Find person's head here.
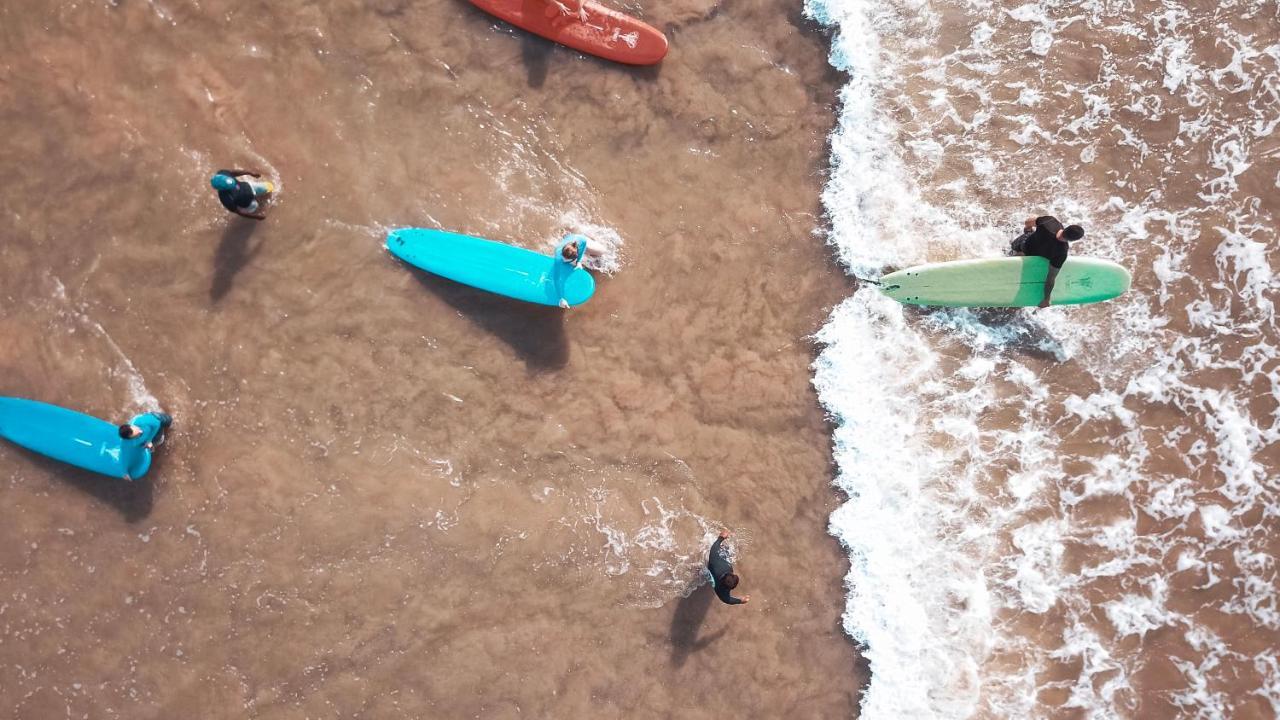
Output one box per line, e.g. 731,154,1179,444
722,573,739,589
118,424,142,439
561,243,580,261
210,174,237,192
1064,225,1085,241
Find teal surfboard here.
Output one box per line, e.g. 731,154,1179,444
387,228,596,307
0,397,157,480
879,256,1131,308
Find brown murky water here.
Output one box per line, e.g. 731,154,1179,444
808,0,1279,716
0,1,861,717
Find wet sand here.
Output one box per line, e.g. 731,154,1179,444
0,0,861,717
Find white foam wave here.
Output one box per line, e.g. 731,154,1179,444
46,276,160,413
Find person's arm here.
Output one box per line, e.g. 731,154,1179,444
1010,232,1030,256
221,168,261,178
709,534,730,561
236,209,267,220
1024,216,1037,233
1038,265,1060,308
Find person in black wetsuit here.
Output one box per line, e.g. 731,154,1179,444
1010,215,1085,308
707,529,750,605
211,169,271,220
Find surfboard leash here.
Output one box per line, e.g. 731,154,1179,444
853,275,899,290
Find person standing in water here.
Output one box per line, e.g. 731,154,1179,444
211,169,274,220
707,529,750,606
554,233,603,309
1010,215,1085,308
117,412,173,481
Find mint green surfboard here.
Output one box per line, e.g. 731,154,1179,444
879,256,1131,308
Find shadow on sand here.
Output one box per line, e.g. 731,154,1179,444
669,584,727,668
407,268,570,372
16,447,154,523
210,217,263,303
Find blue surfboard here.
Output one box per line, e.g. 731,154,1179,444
0,397,157,480
387,228,596,307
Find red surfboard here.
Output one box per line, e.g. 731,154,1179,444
468,0,668,66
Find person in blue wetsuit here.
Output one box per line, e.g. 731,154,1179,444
707,529,750,605
1009,215,1085,308
554,233,603,308
211,169,272,220
117,412,173,481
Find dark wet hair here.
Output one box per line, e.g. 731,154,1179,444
118,424,137,439
722,573,739,589
1064,225,1085,241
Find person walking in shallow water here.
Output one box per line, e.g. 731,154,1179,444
1010,214,1085,308
707,529,749,605
211,169,273,220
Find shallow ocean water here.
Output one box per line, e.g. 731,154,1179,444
0,0,860,717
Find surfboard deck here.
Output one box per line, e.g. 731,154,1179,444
879,256,1131,308
387,228,596,307
468,0,668,65
0,397,152,479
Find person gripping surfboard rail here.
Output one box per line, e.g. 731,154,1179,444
555,234,603,308
1009,215,1085,308
707,529,750,606
212,169,273,220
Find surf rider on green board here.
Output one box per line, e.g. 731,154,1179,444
1010,215,1085,308
555,234,603,309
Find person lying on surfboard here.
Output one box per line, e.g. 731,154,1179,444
211,169,273,221
1010,215,1085,308
555,233,603,308
117,412,173,481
